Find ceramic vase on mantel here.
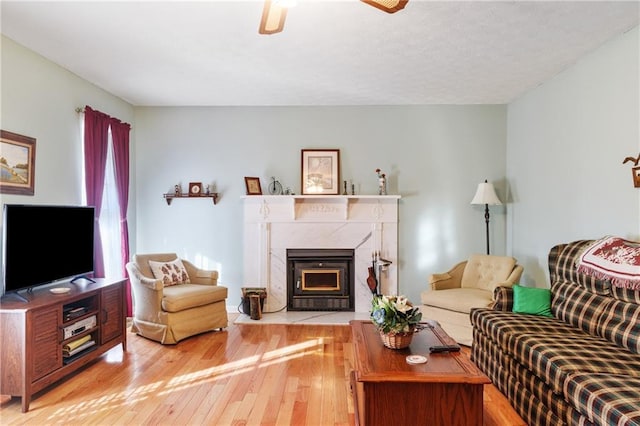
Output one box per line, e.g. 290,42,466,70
379,329,414,349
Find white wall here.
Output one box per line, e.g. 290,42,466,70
507,26,640,287
133,106,507,306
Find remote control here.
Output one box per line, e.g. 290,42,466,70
429,344,461,353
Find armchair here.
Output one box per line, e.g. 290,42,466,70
126,253,228,344
420,254,523,346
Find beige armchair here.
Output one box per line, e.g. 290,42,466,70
420,254,523,346
126,253,228,344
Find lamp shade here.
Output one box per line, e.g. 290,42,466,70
470,181,502,206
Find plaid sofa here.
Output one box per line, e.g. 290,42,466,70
470,240,640,426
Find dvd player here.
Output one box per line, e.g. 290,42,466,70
63,315,96,340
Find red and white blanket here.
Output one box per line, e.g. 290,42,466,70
576,236,640,290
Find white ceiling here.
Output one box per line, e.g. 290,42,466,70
1,1,638,106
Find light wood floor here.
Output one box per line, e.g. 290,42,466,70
0,315,525,425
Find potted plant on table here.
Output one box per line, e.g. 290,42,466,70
370,294,422,349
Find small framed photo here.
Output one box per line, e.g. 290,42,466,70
633,167,640,188
301,149,340,195
244,177,262,195
0,130,36,195
188,182,203,196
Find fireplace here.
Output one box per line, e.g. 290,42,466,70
287,249,354,311
242,195,399,313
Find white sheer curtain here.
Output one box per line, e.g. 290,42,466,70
98,130,123,279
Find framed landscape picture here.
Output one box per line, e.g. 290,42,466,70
0,130,36,195
301,149,340,195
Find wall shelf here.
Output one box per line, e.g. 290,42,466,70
163,193,219,205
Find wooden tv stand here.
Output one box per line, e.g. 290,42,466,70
0,278,127,412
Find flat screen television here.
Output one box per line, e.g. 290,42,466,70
2,204,95,298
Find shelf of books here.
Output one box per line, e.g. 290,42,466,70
62,333,97,364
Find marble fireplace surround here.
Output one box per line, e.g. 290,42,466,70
243,195,400,313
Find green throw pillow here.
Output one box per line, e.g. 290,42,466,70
512,284,553,317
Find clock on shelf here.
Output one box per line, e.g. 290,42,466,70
189,182,202,196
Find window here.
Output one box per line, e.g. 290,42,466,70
99,131,123,278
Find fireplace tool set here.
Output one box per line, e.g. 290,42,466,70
367,251,392,295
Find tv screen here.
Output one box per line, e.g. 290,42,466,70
2,204,95,296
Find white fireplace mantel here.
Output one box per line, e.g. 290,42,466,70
242,195,400,312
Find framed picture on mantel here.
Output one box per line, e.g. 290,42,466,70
301,149,340,195
244,177,262,195
0,130,36,196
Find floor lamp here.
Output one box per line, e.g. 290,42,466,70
470,180,502,255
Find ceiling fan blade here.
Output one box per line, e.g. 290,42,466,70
361,0,409,13
259,0,288,35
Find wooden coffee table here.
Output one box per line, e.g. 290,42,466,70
350,320,490,426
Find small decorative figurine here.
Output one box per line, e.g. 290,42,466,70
268,177,283,195
174,185,181,195
376,168,387,195
204,184,210,195
343,180,348,195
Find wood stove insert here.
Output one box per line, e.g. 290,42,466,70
287,248,354,311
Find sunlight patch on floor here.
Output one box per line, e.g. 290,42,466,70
43,337,329,422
